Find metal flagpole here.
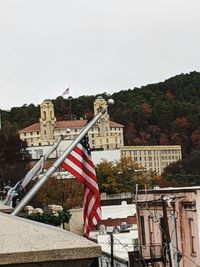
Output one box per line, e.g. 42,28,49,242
21,135,66,188
12,102,112,216
3,135,66,206
68,96,73,120
161,195,175,267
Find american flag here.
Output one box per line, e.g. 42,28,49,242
60,134,101,237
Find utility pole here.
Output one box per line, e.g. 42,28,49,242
68,96,73,120
173,208,180,267
110,233,114,267
0,109,2,130
161,196,175,267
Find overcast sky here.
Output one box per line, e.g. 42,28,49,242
0,0,200,110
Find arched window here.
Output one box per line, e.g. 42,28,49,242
188,218,196,255
148,215,154,244
140,215,146,245
43,111,46,120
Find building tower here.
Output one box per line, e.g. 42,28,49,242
93,96,110,137
39,100,56,144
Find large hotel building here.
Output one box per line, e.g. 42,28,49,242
19,96,124,152
120,145,182,175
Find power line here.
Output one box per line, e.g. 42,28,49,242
139,197,200,267
113,236,130,251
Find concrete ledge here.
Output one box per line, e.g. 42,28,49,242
0,212,101,265
0,204,14,214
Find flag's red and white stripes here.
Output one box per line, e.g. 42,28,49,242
60,140,101,237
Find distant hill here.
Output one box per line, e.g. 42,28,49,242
2,71,200,157
109,71,200,157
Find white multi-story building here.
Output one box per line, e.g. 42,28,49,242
120,145,182,175
19,96,124,152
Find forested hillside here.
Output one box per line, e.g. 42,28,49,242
2,71,200,157
111,71,200,156
1,71,200,187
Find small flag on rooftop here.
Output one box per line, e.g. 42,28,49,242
62,87,70,96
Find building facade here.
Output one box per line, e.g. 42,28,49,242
130,187,200,267
120,145,182,175
19,96,124,151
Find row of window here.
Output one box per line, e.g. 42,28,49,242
92,143,120,149
22,131,40,137
130,150,158,155
129,155,180,163
91,138,122,145
90,133,122,138
161,156,180,160
123,149,181,156
133,156,160,161
160,150,181,155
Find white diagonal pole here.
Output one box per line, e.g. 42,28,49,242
3,135,65,206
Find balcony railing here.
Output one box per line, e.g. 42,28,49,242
129,244,166,267
100,192,133,200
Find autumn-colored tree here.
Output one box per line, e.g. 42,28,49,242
162,150,200,186
32,177,83,210
96,157,161,193
173,117,190,132
142,103,151,113
191,129,200,150
147,125,161,144
96,160,122,194
159,133,170,145
133,137,148,145
176,117,190,128
114,157,141,191
124,122,137,145
165,89,175,99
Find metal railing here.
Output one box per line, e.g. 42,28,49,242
100,192,134,200
129,244,166,266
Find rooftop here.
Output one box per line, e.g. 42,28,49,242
121,145,181,150
101,202,136,220
0,212,101,265
138,186,200,194
19,120,124,133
